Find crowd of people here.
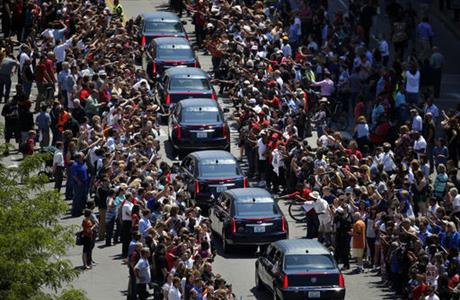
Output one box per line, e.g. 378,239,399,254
1,0,460,300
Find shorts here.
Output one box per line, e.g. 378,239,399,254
351,248,364,258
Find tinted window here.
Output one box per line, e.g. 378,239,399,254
157,44,193,60
144,21,183,34
235,202,278,217
170,78,211,91
284,255,335,270
181,107,221,123
199,159,239,177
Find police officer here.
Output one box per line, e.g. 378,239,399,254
112,0,124,23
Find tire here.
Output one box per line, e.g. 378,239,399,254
331,114,349,131
288,202,306,222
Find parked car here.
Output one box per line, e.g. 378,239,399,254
146,37,198,80
255,239,345,300
179,150,246,207
169,98,230,156
139,12,187,47
210,188,288,253
157,67,216,114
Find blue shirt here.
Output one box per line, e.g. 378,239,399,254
36,112,51,130
417,22,434,40
70,161,88,185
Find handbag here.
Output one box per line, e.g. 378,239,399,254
75,231,84,246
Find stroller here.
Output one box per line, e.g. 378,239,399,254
38,146,57,182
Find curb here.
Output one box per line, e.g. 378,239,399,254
431,5,460,40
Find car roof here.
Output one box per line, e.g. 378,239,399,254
190,150,236,161
179,98,218,108
165,67,207,78
143,12,180,22
272,239,331,255
227,188,272,200
154,37,190,45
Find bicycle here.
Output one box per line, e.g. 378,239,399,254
278,195,308,223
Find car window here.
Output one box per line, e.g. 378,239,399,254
235,202,278,217
144,21,183,34
198,159,240,177
169,78,211,91
284,254,336,270
157,44,193,60
181,107,221,123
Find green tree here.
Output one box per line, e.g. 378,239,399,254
0,152,88,300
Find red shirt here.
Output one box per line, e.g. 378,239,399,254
412,283,428,300
45,59,56,81
35,63,47,82
25,137,35,155
79,89,90,101
288,188,312,200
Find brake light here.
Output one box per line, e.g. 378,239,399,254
211,91,217,100
194,179,200,193
185,32,189,40
339,273,345,288
243,177,247,188
222,125,229,138
174,124,181,140
282,216,287,232
282,273,289,288
165,93,171,105
141,36,146,47
194,60,200,68
152,62,157,76
231,218,237,234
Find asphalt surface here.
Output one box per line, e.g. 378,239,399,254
1,0,459,299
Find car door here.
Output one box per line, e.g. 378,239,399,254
181,156,195,192
211,193,229,235
168,104,180,139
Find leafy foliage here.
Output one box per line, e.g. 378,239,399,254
0,153,88,300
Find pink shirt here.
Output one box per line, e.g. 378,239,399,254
312,78,335,96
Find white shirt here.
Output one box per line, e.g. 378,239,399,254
405,70,420,93
54,38,73,63
379,40,390,57
425,294,440,300
412,115,423,132
424,104,440,119
134,258,151,284
53,149,65,167
414,136,427,153
168,286,181,300
453,195,460,213
257,138,267,160
19,52,30,72
121,201,133,221
355,123,369,138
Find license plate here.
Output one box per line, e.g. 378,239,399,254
254,226,265,233
196,132,207,138
308,291,320,298
216,186,227,193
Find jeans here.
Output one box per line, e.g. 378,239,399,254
105,215,116,246
0,74,12,103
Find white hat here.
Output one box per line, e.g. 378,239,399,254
309,191,320,200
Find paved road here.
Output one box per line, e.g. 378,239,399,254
2,0,458,299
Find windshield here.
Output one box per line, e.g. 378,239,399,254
181,107,221,123
157,45,193,60
199,159,239,177
170,78,211,91
144,21,183,34
235,201,278,217
284,255,335,270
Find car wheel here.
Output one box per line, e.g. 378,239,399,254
222,231,233,254
255,270,263,290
